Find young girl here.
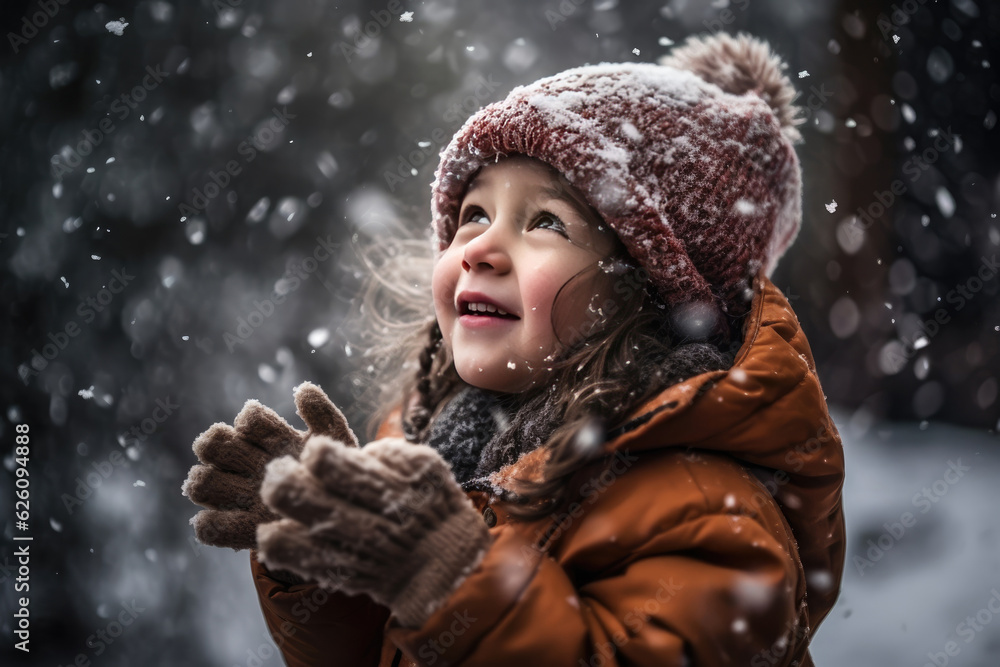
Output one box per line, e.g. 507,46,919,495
183,32,845,667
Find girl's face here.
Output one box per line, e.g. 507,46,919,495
432,155,620,393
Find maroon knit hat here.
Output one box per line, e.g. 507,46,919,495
430,32,804,323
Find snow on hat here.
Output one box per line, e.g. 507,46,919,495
430,32,804,321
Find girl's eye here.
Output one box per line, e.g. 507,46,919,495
533,212,568,236
460,208,490,226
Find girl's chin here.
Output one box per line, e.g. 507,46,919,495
454,363,537,394
457,374,524,395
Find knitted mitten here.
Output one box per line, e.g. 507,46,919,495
256,435,492,629
182,381,358,554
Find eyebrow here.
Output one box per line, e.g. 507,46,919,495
463,175,599,224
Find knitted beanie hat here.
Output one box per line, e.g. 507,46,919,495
429,32,804,322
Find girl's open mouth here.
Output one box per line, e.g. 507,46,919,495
458,302,520,329
456,291,521,322
459,301,520,319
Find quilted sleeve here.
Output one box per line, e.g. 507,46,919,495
384,495,805,666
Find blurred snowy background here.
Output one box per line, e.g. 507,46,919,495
0,0,997,665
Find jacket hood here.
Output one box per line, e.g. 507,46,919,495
490,270,846,630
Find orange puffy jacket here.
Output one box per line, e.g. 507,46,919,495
250,272,846,666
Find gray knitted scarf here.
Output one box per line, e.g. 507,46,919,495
425,387,527,493
425,340,737,493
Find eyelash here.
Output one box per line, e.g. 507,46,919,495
460,206,569,237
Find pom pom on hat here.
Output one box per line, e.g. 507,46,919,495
658,32,804,144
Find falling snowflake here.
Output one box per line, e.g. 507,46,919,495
105,18,129,36
308,328,330,348
825,200,838,213
400,11,414,22
632,48,640,56
892,34,900,44
798,70,809,78
935,187,955,218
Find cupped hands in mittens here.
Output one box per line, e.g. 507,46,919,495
182,381,359,551
255,435,493,629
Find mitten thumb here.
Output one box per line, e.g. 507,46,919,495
293,381,359,448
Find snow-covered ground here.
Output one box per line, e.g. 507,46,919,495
810,406,1000,666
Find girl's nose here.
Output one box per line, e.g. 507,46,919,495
461,221,512,274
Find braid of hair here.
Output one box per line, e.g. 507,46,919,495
402,320,443,442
